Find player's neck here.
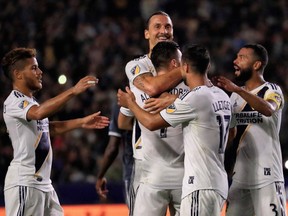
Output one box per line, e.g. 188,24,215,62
244,75,266,91
13,84,33,98
188,74,210,89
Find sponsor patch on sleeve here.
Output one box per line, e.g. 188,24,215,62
166,103,176,113
18,100,30,109
264,91,282,109
130,65,140,75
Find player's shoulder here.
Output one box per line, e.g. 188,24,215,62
265,82,282,92
126,54,148,65
4,90,25,104
125,54,154,77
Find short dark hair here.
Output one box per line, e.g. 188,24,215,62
145,11,171,30
243,44,268,68
151,41,180,71
1,47,36,80
182,44,210,75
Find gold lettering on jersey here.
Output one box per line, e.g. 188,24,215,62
234,111,263,125
212,100,231,112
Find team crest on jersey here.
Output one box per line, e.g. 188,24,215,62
130,65,140,75
18,100,29,109
166,103,176,113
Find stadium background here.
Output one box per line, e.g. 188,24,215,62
0,0,287,215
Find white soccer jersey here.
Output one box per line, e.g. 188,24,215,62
160,85,232,199
120,107,142,161
124,55,154,163
230,82,284,189
3,90,53,192
125,55,189,188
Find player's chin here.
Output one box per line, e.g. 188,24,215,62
235,71,240,77
34,83,43,91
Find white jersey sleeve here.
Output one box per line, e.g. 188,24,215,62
125,54,156,85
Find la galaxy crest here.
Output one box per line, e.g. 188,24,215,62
166,103,176,113
18,100,29,109
130,65,140,75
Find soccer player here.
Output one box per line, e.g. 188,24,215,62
128,41,189,216
118,44,232,216
118,11,184,216
215,44,287,215
2,47,110,215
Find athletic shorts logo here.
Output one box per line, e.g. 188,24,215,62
130,65,140,75
166,103,176,113
18,100,30,109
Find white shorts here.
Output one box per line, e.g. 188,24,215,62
226,182,287,216
129,159,143,216
180,190,225,216
4,186,63,216
132,183,181,216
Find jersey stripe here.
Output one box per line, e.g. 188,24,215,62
134,120,141,149
35,132,50,174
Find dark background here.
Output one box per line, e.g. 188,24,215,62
0,0,287,205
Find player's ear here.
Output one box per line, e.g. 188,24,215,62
170,59,178,68
144,29,149,39
14,69,23,80
183,62,189,73
253,61,262,71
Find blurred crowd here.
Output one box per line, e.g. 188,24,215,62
0,0,288,192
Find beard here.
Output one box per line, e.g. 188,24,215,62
235,66,253,83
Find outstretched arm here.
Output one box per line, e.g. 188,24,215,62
215,76,276,116
117,87,169,131
49,111,109,135
27,76,98,120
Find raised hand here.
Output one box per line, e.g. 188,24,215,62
214,76,241,93
72,76,99,95
117,86,136,108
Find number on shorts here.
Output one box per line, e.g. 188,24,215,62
216,115,230,154
270,203,278,216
